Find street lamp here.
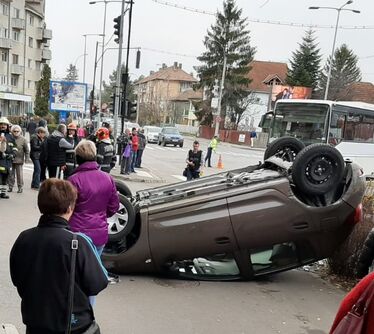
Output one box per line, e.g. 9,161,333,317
82,33,104,83
89,0,122,125
309,0,360,100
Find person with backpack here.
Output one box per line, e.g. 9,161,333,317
185,140,204,181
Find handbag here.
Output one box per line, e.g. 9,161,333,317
332,279,374,334
183,167,188,177
65,235,101,334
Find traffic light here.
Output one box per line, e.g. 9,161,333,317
135,50,141,69
127,100,137,120
113,15,121,44
109,94,115,112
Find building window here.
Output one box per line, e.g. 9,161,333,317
1,50,7,62
28,59,32,68
0,27,7,38
36,40,42,49
0,74,6,85
11,74,18,87
35,61,41,70
27,80,32,89
12,54,18,64
13,8,20,19
1,2,9,16
28,37,33,48
28,14,34,26
12,29,20,41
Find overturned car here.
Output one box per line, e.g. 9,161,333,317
103,139,365,280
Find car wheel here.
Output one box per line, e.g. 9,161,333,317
264,137,305,162
174,144,177,147
179,143,183,148
108,194,136,242
292,144,345,196
114,179,132,197
158,140,161,145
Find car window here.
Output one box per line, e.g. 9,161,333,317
249,241,314,276
163,128,180,135
168,254,240,278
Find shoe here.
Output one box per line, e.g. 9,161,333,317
0,193,9,199
17,187,23,193
107,272,120,284
8,187,12,193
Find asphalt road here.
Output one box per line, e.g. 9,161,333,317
0,138,347,334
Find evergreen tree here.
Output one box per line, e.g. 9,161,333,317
319,44,361,100
102,64,135,106
286,29,321,89
64,63,78,82
195,0,256,126
34,64,51,117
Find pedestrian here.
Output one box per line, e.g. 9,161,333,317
130,127,138,173
329,272,374,334
38,117,47,128
135,128,146,168
356,228,374,278
0,117,17,199
185,140,204,181
96,127,115,173
8,125,29,193
68,140,120,289
45,124,74,178
204,135,218,167
250,130,257,148
77,125,86,140
10,178,108,334
64,123,80,179
120,129,132,175
30,127,47,190
20,114,28,136
26,117,37,136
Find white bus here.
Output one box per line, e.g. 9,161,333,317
263,99,374,176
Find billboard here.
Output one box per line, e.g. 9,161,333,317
271,85,312,109
49,80,87,113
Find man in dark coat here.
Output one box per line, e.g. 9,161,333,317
26,117,37,136
0,117,17,198
30,127,47,189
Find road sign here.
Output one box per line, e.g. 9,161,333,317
211,97,219,109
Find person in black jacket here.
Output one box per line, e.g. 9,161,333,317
356,228,374,278
30,127,47,189
185,140,204,181
46,124,74,178
10,178,108,334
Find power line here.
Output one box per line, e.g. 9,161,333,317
141,47,197,58
150,0,374,30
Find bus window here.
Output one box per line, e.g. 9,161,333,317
344,113,374,143
329,112,346,146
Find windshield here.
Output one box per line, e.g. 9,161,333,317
270,102,330,145
148,127,161,133
164,128,180,135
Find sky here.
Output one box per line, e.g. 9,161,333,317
45,0,374,86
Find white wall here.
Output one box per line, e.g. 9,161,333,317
238,92,269,132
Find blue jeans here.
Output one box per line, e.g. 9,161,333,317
130,151,137,172
31,159,41,188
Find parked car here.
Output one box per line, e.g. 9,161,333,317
143,126,161,143
104,139,365,280
158,127,184,147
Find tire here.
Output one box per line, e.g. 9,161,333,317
264,137,305,162
292,144,345,196
180,143,183,148
174,144,177,147
108,194,136,242
114,179,132,197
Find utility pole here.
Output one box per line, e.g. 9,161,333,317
90,41,99,122
214,52,227,137
113,0,127,141
120,0,134,134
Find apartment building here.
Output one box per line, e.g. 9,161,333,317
0,0,52,116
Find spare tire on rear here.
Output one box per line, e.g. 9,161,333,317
264,137,305,162
114,179,132,198
291,144,345,196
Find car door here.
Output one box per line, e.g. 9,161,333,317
148,198,239,272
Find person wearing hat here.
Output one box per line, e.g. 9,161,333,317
0,117,17,198
95,127,115,173
64,123,80,179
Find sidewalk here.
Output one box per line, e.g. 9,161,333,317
111,165,165,184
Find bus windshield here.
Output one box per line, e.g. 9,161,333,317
270,102,330,145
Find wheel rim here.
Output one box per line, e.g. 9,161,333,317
305,156,335,185
275,146,299,162
107,202,128,235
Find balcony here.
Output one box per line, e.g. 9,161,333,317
11,64,24,75
41,49,51,61
25,0,42,4
0,84,13,93
12,18,25,30
36,28,52,41
0,38,12,49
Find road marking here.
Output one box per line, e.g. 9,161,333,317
172,175,186,181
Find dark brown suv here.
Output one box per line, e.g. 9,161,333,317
103,140,365,280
